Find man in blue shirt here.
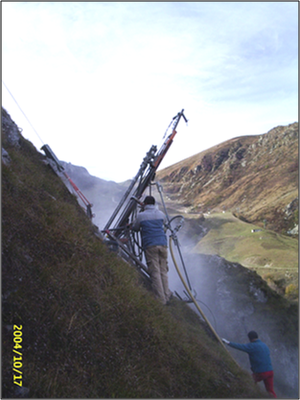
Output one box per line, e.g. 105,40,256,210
222,331,276,397
132,196,172,305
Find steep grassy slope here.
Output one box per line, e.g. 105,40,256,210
2,109,265,398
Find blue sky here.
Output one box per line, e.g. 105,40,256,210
2,2,298,182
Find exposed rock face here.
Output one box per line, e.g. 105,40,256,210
1,108,22,148
157,123,298,235
2,108,22,165
2,147,11,165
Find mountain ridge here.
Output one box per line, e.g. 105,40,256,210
156,122,298,236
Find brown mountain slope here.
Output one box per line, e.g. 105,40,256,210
157,123,298,235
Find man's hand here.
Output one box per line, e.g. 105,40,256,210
222,338,230,345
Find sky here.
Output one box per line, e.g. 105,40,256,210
2,2,298,182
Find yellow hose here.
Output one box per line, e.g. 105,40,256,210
169,236,240,366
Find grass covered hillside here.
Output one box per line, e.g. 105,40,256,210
193,212,298,301
2,108,266,398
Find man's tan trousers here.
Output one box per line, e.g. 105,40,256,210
145,245,171,305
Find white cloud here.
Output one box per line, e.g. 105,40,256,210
2,2,298,182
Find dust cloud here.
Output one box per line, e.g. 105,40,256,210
166,224,298,399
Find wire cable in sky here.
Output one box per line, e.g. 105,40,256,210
2,80,44,145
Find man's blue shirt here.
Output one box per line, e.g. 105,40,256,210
132,205,167,249
229,339,273,373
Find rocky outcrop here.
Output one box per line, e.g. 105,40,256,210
2,108,22,165
1,108,22,148
2,147,11,165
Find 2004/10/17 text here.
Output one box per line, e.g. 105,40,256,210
13,325,23,387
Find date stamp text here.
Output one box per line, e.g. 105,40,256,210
13,325,23,387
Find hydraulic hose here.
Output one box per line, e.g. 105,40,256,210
169,236,223,344
169,235,240,366
154,180,239,366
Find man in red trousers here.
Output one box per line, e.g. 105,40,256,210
222,331,276,398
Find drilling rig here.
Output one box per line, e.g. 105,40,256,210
102,109,188,280
102,110,242,358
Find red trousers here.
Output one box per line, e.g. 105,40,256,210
252,370,277,398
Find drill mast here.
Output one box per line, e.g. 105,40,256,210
102,109,187,276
